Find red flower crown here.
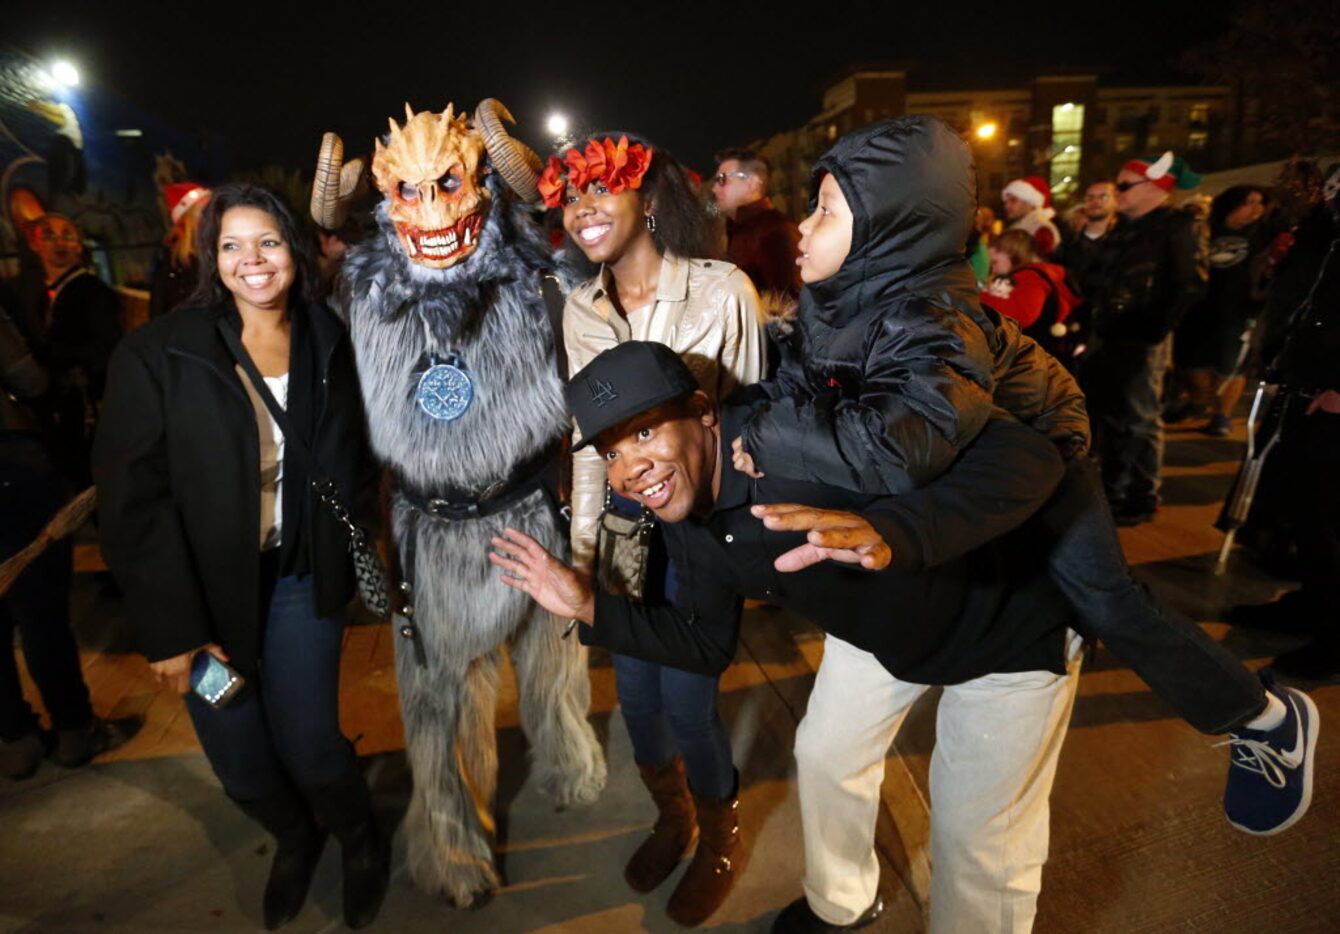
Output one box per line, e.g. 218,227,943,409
538,135,654,209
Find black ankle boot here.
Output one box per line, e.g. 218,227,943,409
305,761,391,929
231,791,327,930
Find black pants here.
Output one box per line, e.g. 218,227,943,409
1042,458,1265,733
1269,408,1340,634
0,454,92,741
1082,337,1171,510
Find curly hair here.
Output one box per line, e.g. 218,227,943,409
186,183,319,309
554,132,719,262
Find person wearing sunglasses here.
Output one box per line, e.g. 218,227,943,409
1077,151,1203,526
711,149,802,306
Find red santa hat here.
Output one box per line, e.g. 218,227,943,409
1003,176,1053,212
165,182,209,225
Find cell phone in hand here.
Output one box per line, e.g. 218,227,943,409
189,650,245,707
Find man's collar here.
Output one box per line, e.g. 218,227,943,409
712,404,752,514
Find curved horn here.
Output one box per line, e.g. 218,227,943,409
474,98,541,204
310,132,366,230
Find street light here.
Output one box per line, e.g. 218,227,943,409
975,121,998,141
49,60,79,87
546,112,569,138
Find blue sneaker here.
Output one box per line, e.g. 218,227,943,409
1221,679,1319,835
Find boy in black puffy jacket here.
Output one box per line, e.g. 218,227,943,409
733,116,1316,840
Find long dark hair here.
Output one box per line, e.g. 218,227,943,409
186,183,319,309
555,131,719,261
1210,184,1270,234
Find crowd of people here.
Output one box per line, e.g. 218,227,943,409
0,108,1335,933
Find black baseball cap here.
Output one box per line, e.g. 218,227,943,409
567,342,699,450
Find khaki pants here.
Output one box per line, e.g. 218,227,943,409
795,634,1082,933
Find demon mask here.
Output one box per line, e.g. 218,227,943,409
311,100,542,269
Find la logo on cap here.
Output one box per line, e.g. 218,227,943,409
587,376,618,408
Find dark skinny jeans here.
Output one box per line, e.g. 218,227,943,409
184,559,354,800
1044,457,1265,734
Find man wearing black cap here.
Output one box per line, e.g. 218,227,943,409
491,341,1086,933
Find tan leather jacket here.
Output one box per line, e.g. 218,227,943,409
564,252,765,566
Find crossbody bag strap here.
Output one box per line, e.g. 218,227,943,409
541,272,569,380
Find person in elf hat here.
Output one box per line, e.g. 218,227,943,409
1079,150,1205,526
1002,175,1062,257
541,131,765,927
150,182,210,319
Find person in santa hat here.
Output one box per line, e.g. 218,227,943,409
1002,175,1062,257
149,182,210,319
1079,151,1204,525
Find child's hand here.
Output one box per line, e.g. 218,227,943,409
731,436,765,478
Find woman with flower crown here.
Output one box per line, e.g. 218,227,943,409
541,133,764,925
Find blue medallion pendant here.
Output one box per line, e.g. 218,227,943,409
415,354,474,421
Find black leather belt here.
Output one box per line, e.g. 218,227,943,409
399,440,562,521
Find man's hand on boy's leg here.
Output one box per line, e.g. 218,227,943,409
731,436,765,478
752,504,892,572
489,528,596,625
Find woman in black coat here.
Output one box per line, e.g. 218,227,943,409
92,184,388,930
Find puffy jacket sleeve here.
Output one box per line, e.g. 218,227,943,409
564,305,605,570
864,414,1065,571
92,338,214,663
739,302,995,494
991,318,1091,458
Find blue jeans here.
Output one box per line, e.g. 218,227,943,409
607,491,736,800
1042,457,1265,734
185,563,353,799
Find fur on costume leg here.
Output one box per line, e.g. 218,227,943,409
510,603,607,808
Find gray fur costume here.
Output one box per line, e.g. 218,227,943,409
343,176,605,905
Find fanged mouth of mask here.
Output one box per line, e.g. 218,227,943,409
398,213,485,262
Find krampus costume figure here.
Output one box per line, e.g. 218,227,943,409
311,101,605,905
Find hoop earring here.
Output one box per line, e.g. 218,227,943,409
646,214,657,233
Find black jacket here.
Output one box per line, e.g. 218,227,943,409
1087,206,1206,346
738,117,997,494
92,302,377,675
583,406,1070,684
738,117,1092,491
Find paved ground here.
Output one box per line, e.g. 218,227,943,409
2,419,1337,933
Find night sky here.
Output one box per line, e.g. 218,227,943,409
11,0,1235,177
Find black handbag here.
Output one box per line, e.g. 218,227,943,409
219,321,392,618
594,484,654,602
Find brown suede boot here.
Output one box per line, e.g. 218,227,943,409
666,787,743,927
625,756,699,893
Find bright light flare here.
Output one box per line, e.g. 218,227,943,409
975,122,998,141
546,113,569,137
50,60,79,87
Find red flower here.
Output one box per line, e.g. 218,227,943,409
538,156,567,209
599,136,654,195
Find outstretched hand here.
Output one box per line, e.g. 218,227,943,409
488,528,596,626
751,504,892,572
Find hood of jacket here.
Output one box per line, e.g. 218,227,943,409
805,115,982,327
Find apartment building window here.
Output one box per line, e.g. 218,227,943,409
1189,103,1210,125
1049,102,1084,203
1187,130,1209,151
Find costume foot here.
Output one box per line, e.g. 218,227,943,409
1220,676,1319,835
771,895,883,933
